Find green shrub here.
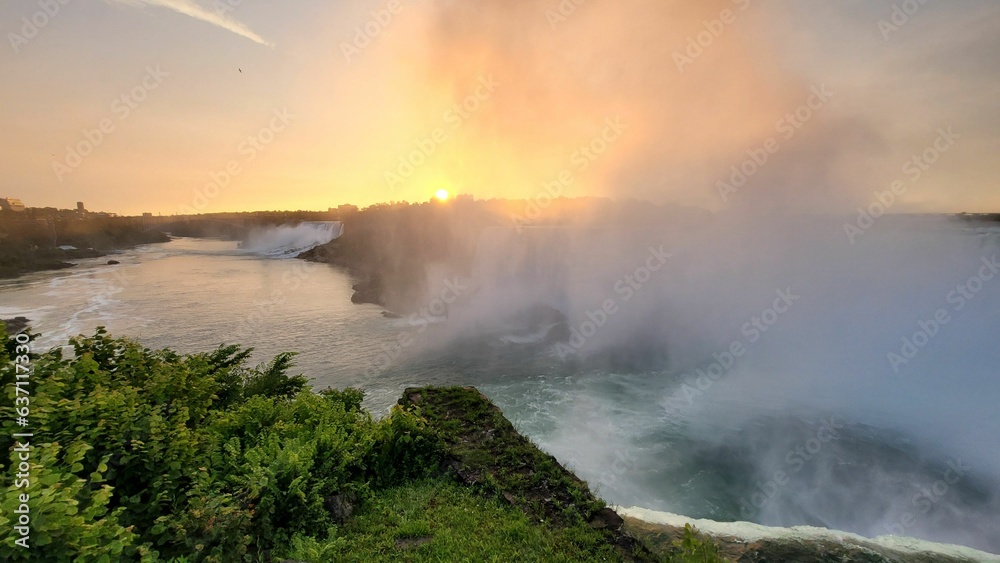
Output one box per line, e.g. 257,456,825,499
2,330,235,550
672,524,726,563
0,441,145,561
367,405,443,488
0,327,444,561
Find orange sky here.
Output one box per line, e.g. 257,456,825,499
2,0,999,215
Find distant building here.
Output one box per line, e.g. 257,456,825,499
337,204,359,215
0,198,26,212
77,201,86,213
142,212,153,218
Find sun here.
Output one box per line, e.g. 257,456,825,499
434,188,450,202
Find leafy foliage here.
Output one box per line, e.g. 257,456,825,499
282,479,626,562
0,326,722,562
0,327,441,561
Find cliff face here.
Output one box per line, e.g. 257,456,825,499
295,198,710,313
298,202,490,312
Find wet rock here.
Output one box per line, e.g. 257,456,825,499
351,279,384,306
3,317,29,334
590,507,625,531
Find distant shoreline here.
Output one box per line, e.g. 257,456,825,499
0,213,174,279
0,238,168,280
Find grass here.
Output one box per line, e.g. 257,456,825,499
282,478,627,562
399,387,608,526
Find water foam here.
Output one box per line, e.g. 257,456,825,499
618,506,1000,562
239,221,343,258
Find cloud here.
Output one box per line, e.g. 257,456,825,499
110,0,273,47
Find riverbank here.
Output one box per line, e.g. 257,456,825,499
0,222,169,278
0,243,98,279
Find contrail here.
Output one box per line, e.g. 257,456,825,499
110,0,273,47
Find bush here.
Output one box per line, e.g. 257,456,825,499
0,327,444,561
672,524,726,563
0,441,143,561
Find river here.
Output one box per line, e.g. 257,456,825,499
3,228,999,556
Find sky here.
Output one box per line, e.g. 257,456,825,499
1,0,998,215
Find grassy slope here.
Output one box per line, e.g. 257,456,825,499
285,479,625,562
283,386,726,563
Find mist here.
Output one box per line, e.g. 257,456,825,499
383,205,990,552
238,221,343,258
333,3,1000,550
